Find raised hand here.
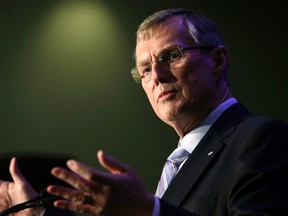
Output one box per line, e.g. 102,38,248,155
0,157,44,216
47,150,155,216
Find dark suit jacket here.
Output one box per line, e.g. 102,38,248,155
160,103,288,216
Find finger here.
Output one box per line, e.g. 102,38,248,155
66,160,94,180
47,185,90,203
97,150,131,175
64,154,131,187
47,186,100,213
51,166,100,192
9,157,28,185
65,159,112,185
53,198,100,214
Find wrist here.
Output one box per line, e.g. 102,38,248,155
138,192,155,216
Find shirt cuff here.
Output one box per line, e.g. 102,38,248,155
151,196,160,216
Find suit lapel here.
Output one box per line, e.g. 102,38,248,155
162,103,250,206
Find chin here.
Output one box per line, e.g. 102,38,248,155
158,108,179,123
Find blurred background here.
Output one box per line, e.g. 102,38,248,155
0,0,287,215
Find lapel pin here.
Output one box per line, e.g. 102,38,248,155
208,151,214,156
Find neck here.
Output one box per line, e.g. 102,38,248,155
172,85,232,138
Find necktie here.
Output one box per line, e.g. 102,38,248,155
155,146,190,198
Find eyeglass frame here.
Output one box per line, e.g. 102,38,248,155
130,46,215,84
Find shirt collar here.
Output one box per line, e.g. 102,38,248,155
179,97,238,153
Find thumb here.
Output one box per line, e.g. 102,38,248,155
9,157,28,185
97,150,130,175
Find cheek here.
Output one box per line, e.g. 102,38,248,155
178,72,197,101
179,67,215,102
143,85,157,109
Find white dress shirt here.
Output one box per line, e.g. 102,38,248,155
151,97,238,216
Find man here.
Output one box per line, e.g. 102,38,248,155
1,8,288,216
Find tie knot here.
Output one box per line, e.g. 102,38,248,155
168,147,190,168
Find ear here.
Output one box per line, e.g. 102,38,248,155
211,45,228,81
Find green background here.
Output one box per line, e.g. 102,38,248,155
0,1,287,214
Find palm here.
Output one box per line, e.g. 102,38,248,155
0,157,42,216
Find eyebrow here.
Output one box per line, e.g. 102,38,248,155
136,44,180,67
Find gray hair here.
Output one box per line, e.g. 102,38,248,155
136,8,225,47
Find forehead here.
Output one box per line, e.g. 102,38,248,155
135,17,193,64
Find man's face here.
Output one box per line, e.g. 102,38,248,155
135,17,219,128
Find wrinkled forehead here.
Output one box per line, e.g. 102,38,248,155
135,16,194,62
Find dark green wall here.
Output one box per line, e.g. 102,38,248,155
0,0,287,201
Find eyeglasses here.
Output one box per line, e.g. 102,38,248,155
130,46,214,84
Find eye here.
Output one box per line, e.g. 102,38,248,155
159,48,183,63
139,64,152,75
